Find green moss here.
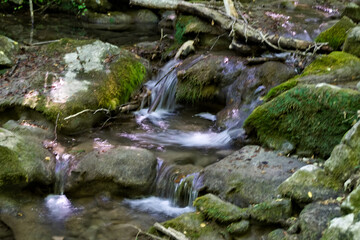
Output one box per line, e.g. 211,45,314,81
96,56,146,110
0,146,26,187
45,38,96,55
264,79,299,101
161,212,229,239
244,85,360,158
175,15,210,44
193,193,249,223
315,16,356,50
249,199,292,223
302,51,360,76
343,26,360,58
227,220,249,235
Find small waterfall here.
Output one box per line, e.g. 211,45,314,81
54,153,73,195
153,159,203,207
147,59,180,113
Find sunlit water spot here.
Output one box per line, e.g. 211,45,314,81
93,137,114,153
123,197,194,219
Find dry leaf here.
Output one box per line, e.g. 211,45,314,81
308,191,313,198
45,156,51,161
200,223,206,228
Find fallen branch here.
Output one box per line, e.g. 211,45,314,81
64,108,110,121
153,222,189,240
130,0,332,53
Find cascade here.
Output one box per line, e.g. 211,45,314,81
153,159,203,207
54,153,73,195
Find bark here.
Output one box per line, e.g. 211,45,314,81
129,0,332,53
153,222,189,240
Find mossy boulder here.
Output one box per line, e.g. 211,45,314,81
343,26,360,58
315,16,356,50
299,202,342,240
244,84,360,158
342,3,360,23
324,121,360,183
0,128,54,189
264,51,360,101
0,38,148,134
65,146,157,197
278,165,342,203
155,212,231,240
226,220,250,236
201,145,305,207
342,184,360,213
193,193,249,223
321,213,360,240
249,198,292,224
0,35,19,68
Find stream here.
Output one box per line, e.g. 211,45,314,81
0,4,341,239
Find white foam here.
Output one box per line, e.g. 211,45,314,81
123,197,194,218
194,112,217,121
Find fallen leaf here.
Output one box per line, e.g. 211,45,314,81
200,223,206,228
45,156,51,161
308,191,312,198
211,20,214,25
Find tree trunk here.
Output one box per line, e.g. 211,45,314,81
129,0,332,53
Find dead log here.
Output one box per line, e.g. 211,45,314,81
129,0,332,53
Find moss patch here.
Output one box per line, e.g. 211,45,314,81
45,38,96,55
175,15,214,44
249,199,292,224
193,193,249,223
244,84,360,158
0,146,26,187
264,79,299,101
315,16,356,50
95,55,146,110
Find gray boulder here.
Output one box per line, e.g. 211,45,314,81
342,184,360,213
0,35,19,67
321,213,360,240
66,146,157,197
201,145,306,207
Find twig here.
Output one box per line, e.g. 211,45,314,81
154,62,182,87
8,59,20,77
31,39,61,46
54,113,59,142
64,108,110,121
119,224,165,240
209,33,227,52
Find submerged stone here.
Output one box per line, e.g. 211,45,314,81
193,193,249,223
278,165,342,203
315,16,356,50
245,84,360,158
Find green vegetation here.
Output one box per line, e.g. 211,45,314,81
315,16,356,50
244,85,360,158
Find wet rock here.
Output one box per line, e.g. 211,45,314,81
156,212,231,240
343,26,360,58
249,198,292,224
245,84,360,158
0,38,148,134
131,9,159,23
176,54,244,104
83,11,132,24
342,3,360,23
267,229,293,240
315,16,356,50
278,165,342,203
66,146,157,197
193,193,249,223
226,220,250,236
0,35,19,68
201,145,306,207
217,60,296,129
299,202,341,240
324,121,360,183
321,213,360,240
0,128,54,189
